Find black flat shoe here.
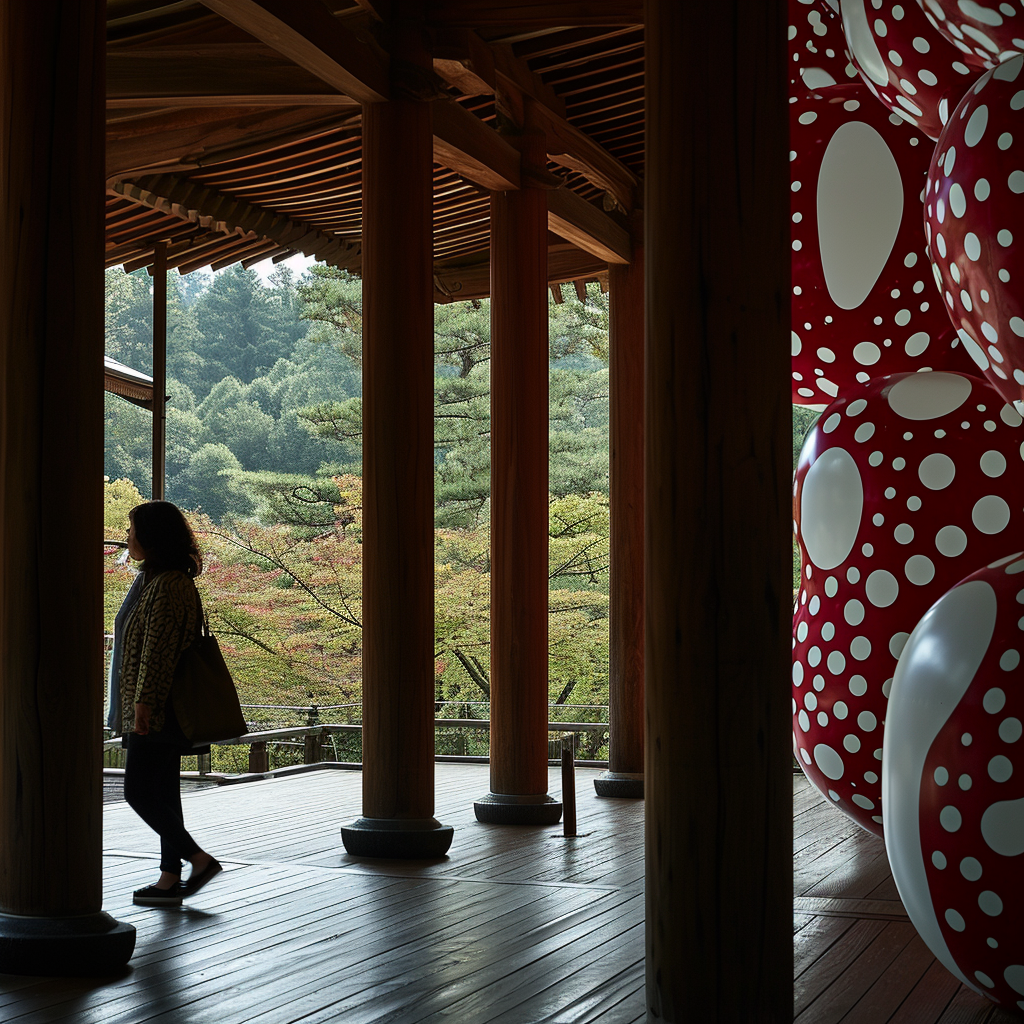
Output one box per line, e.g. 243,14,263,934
182,858,222,897
133,883,184,906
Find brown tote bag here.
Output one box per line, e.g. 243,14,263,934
171,593,248,746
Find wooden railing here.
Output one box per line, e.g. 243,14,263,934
102,717,611,776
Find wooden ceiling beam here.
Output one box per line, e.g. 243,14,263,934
196,0,389,103
432,99,520,191
425,1,642,29
431,30,637,210
106,106,355,180
109,174,361,269
433,241,608,302
546,187,629,264
107,45,354,107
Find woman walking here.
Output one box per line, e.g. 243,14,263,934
113,500,222,907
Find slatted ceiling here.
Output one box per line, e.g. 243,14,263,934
102,7,642,279
512,25,639,60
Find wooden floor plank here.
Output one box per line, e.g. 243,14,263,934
1,767,1014,1024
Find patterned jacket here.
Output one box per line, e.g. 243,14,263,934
119,569,199,734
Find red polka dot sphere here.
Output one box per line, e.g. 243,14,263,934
791,83,973,405
793,370,1024,835
884,552,1024,1012
790,0,857,90
842,0,980,139
918,0,1024,69
925,54,1024,413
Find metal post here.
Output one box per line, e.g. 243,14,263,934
151,242,167,501
561,732,577,838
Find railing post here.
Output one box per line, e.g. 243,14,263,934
249,741,269,774
561,732,577,838
304,728,323,765
197,752,211,776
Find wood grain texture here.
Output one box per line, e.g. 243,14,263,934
360,69,436,820
2,768,1012,1021
643,0,791,1019
0,0,106,916
488,129,550,798
607,239,644,776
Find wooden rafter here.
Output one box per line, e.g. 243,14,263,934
107,45,355,107
106,106,357,180
109,174,361,269
196,0,390,103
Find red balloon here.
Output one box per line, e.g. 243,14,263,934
793,370,1024,835
884,554,1024,1011
790,0,858,90
842,0,981,139
791,83,973,406
925,54,1024,412
917,0,1024,69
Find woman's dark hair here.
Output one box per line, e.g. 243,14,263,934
130,501,203,578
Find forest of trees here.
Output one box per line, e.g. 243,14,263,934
103,264,614,755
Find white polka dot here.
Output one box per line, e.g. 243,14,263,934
889,632,910,658
834,700,849,720
933,850,947,869
850,636,871,660
976,177,991,200
979,890,1003,916
798,709,810,731
989,755,1013,782
1000,649,1020,671
822,413,841,433
844,600,865,625
845,734,862,753
961,857,983,881
801,449,865,569
887,372,972,420
1011,170,1024,193
935,525,968,557
981,450,1007,477
855,422,876,443
813,744,845,780
866,570,899,607
973,495,1011,534
965,104,990,146
945,908,966,931
852,793,874,808
1000,718,1023,742
941,805,962,832
825,576,839,597
894,523,914,544
793,661,805,686
827,651,847,675
935,766,949,786
858,710,877,732
906,554,936,585
849,676,868,697
905,331,930,357
965,233,982,261
984,688,1007,714
949,183,967,218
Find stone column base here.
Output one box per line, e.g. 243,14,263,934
594,771,644,798
474,792,563,825
0,911,135,976
341,817,454,859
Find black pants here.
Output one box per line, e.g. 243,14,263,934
124,729,200,876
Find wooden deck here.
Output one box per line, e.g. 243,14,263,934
0,766,1017,1023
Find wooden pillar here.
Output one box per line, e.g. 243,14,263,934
340,26,452,859
0,0,136,973
644,1,791,1021
596,226,645,799
151,242,167,501
474,128,561,826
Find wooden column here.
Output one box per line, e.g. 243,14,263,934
596,226,644,799
475,128,561,826
340,28,452,859
151,242,167,501
0,0,136,972
644,1,792,1021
